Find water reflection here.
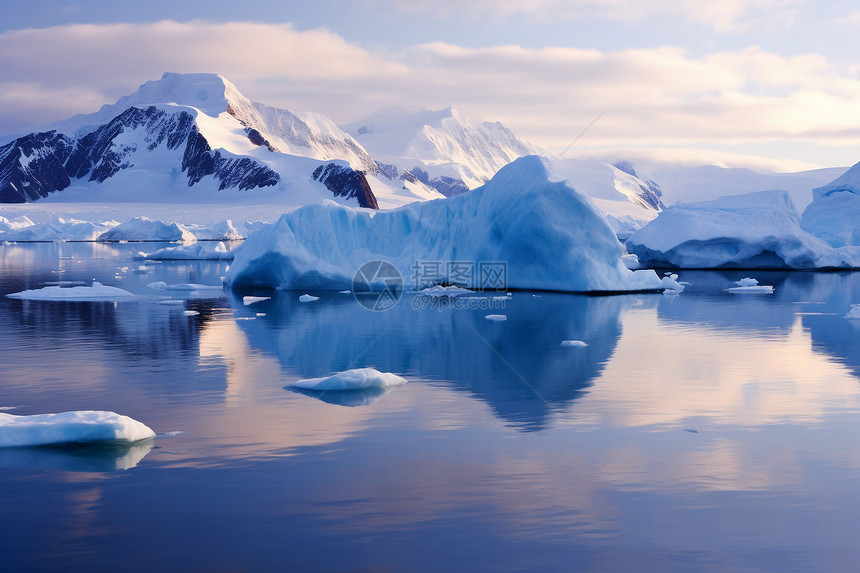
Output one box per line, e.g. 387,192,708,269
287,386,397,407
228,290,634,431
0,440,153,472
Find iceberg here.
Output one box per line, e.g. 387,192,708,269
726,277,773,294
627,190,859,269
0,215,117,242
800,162,860,248
143,241,234,260
299,294,320,302
7,281,136,301
485,314,508,321
289,368,407,391
561,340,588,347
844,304,860,319
225,156,663,293
98,216,196,242
0,410,156,447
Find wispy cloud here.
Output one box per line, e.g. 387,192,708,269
1,19,858,159
368,0,803,33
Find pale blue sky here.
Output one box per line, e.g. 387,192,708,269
3,1,860,169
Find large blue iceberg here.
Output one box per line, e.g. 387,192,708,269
225,156,662,293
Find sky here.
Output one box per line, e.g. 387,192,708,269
2,0,860,170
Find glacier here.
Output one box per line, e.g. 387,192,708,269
0,410,156,447
225,156,664,293
626,189,860,269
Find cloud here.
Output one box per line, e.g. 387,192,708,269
1,19,859,165
368,0,802,33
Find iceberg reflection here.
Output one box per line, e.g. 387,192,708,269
0,439,153,472
229,290,635,430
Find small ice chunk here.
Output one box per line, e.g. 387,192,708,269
561,340,588,347
726,286,774,294
735,277,760,287
183,310,200,316
418,285,472,297
243,296,270,305
485,314,507,321
338,290,352,294
0,411,155,447
661,275,684,292
147,281,167,290
157,299,185,305
299,294,320,302
289,368,407,391
7,281,136,301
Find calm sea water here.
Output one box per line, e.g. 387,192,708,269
2,242,860,572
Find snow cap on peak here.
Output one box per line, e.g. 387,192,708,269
106,72,247,117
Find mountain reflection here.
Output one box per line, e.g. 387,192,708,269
229,290,636,431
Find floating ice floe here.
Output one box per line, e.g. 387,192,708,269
149,281,220,291
242,296,270,305
661,273,684,292
844,304,860,319
143,241,234,260
183,310,200,316
289,368,407,391
627,189,860,269
7,281,136,301
226,156,663,293
418,285,473,297
0,410,155,447
98,216,196,242
299,294,320,302
485,314,507,321
561,340,588,347
726,277,774,294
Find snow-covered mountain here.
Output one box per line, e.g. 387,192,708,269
550,158,665,239
343,106,547,193
0,73,440,209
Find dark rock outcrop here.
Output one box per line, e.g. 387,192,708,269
0,105,280,201
407,166,470,197
312,163,379,209
0,131,74,202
